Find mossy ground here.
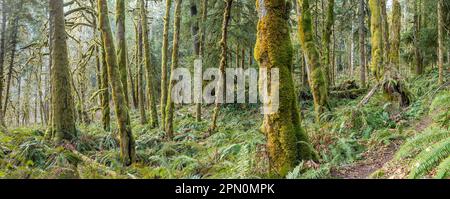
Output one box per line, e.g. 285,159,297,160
0,69,448,179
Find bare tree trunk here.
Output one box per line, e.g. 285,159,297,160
0,0,7,126
210,0,232,132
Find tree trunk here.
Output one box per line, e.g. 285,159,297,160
165,0,182,139
390,0,401,71
136,12,147,125
369,0,383,80
49,0,77,142
197,0,208,122
100,35,111,132
98,0,135,166
0,0,7,126
115,0,129,106
140,0,159,128
210,0,232,132
298,0,329,122
359,0,366,88
160,0,172,129
256,0,313,177
381,0,390,66
413,0,423,75
322,0,334,85
438,0,444,84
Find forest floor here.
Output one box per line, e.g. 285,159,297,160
331,116,433,179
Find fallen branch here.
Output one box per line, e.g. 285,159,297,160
358,83,381,107
331,88,367,99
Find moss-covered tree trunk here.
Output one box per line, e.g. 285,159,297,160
190,0,201,122
210,0,232,132
369,0,383,80
438,0,445,84
165,0,182,139
160,0,172,129
136,13,147,125
381,0,390,66
140,0,159,128
413,0,423,75
115,0,129,106
322,0,334,85
297,0,329,122
390,0,401,71
256,0,313,177
358,0,366,88
49,0,77,142
99,0,135,166
100,35,111,132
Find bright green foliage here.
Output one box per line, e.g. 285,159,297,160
429,91,450,127
408,137,450,179
395,127,450,160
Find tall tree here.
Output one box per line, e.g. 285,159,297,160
413,0,423,75
369,0,383,80
140,0,159,128
100,36,111,132
116,0,129,106
438,0,445,84
322,0,334,85
210,0,232,132
390,0,401,71
298,0,329,122
98,0,135,166
160,0,172,129
0,0,7,126
256,0,313,176
380,0,390,66
49,0,77,141
165,0,182,139
359,0,366,88
136,12,147,125
190,0,201,122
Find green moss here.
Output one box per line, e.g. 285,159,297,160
369,0,383,80
297,0,329,122
256,0,312,177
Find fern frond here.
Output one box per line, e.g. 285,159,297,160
395,127,450,160
435,156,450,179
408,137,450,179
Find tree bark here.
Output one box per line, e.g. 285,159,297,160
115,0,129,106
210,0,232,132
49,0,77,142
298,0,329,122
160,0,172,129
98,0,135,166
359,0,366,88
438,0,445,84
256,0,313,177
140,0,159,128
165,0,182,139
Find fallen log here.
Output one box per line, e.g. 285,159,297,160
330,88,368,99
358,83,381,107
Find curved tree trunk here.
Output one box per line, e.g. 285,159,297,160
297,0,329,122
256,0,313,177
98,0,135,166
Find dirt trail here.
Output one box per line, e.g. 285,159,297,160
331,116,433,179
